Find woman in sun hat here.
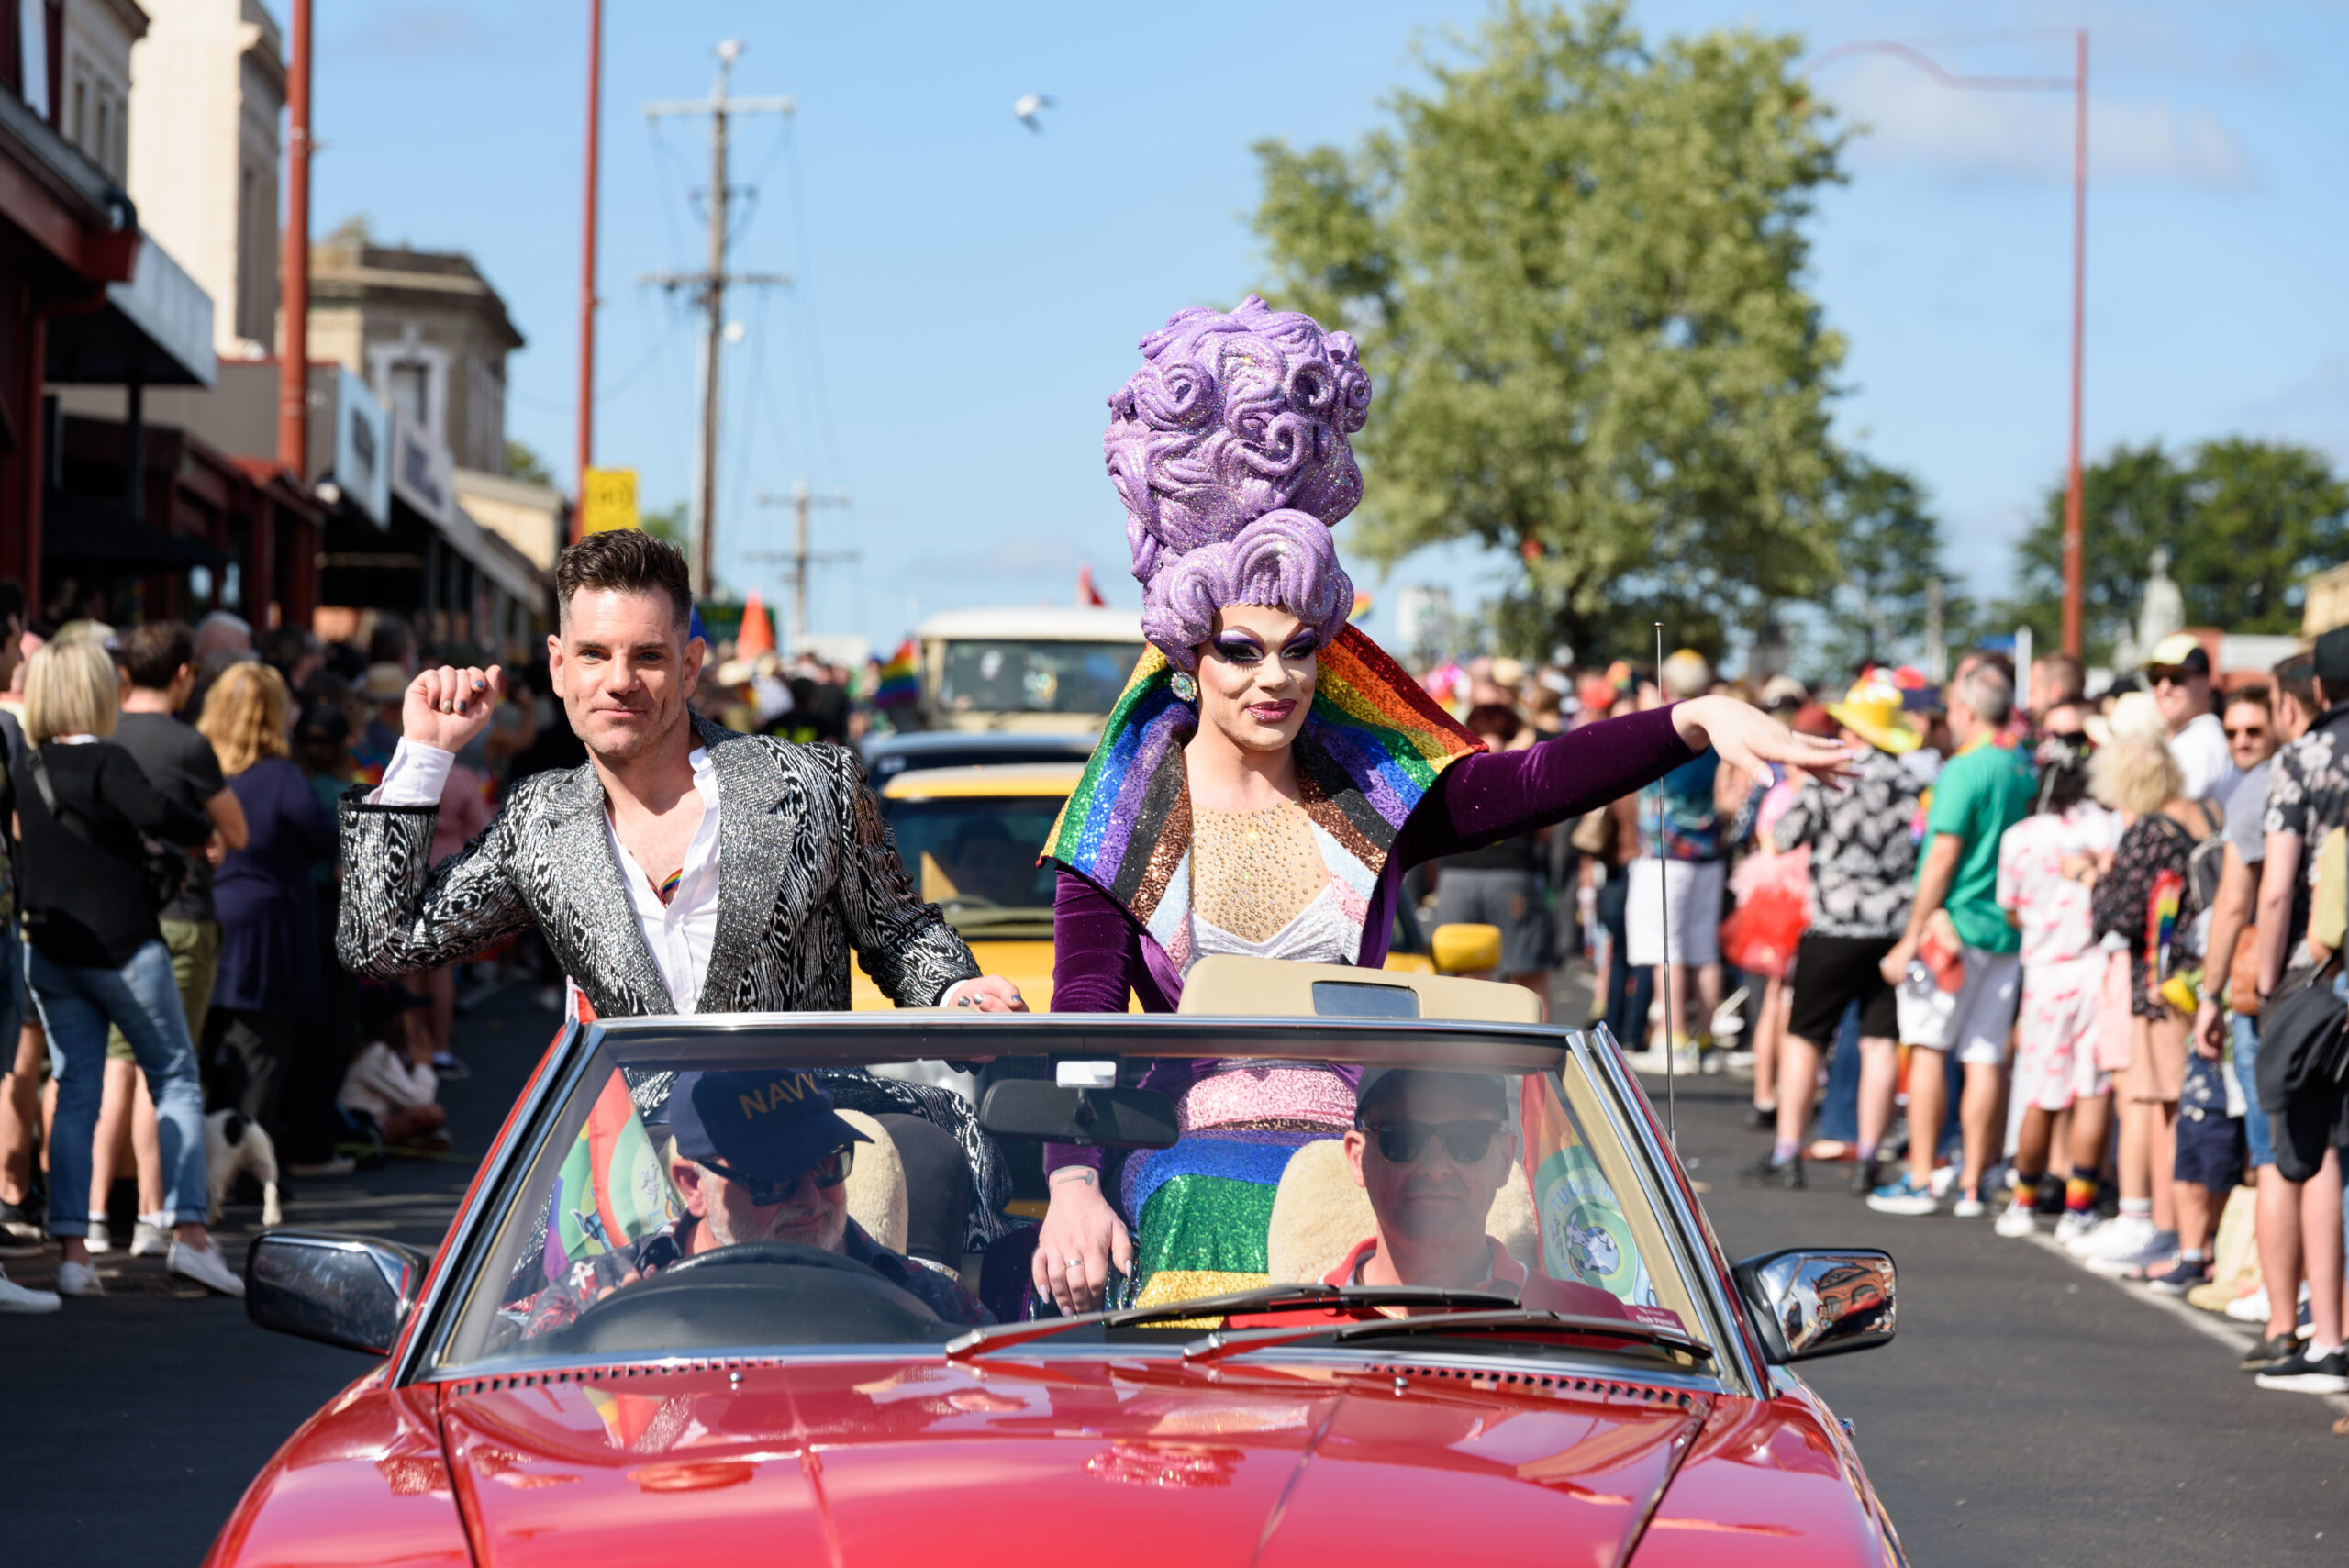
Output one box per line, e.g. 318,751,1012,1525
1032,294,1855,1315
1740,677,1926,1194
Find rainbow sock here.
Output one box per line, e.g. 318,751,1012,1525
2065,1173,2098,1213
1772,1140,1799,1165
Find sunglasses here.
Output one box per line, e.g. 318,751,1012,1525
697,1145,854,1205
2224,726,2267,740
2148,669,2199,687
1365,1118,1507,1165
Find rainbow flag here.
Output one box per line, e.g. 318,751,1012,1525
542,1073,677,1280
874,639,918,709
1520,1072,1652,1309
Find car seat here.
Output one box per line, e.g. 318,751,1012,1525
1264,1139,1538,1284
838,1109,909,1255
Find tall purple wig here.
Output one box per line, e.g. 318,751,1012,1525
1141,511,1354,673
1106,295,1370,667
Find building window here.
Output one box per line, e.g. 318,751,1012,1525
388,361,430,427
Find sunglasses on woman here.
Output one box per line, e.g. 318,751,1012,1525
1366,1118,1507,1165
697,1145,855,1206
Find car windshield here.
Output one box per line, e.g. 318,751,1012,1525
880,794,1063,936
937,639,1140,716
427,1019,1709,1375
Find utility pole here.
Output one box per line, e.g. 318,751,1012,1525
753,477,853,652
641,39,791,599
277,0,313,474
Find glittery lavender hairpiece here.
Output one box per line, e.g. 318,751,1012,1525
1141,511,1354,673
1105,295,1371,590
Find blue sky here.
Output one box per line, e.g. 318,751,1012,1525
288,1,2349,663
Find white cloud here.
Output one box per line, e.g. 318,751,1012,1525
1824,56,2252,188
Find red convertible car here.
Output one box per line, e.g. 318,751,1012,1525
209,961,1904,1567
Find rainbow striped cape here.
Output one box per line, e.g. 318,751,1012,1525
1041,625,1480,964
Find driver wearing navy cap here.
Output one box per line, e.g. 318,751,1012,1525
520,1069,990,1335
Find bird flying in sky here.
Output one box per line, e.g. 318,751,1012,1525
1013,93,1054,131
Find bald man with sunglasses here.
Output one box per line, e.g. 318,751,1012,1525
1330,1069,1628,1319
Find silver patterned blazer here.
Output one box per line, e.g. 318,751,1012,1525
334,714,981,1018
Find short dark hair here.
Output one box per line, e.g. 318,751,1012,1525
120,621,194,691
2033,651,2086,705
2224,685,2271,716
2273,653,2317,712
555,529,694,633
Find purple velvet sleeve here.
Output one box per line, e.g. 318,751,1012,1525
1052,872,1141,1016
1394,703,1698,871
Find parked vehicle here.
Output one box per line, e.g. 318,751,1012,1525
913,606,1144,733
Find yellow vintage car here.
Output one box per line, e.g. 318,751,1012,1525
852,762,1081,1011
852,762,1506,1011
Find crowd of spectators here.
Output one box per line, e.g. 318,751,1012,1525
1415,631,2349,1410
0,600,588,1311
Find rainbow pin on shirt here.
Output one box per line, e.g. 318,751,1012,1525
654,868,683,906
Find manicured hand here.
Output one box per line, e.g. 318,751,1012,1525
1032,1172,1132,1315
1674,695,1858,789
403,665,505,753
943,975,1029,1013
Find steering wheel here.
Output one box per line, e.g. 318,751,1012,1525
663,1240,881,1278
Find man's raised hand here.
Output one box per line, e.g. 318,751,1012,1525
403,665,506,753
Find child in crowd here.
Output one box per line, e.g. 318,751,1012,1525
1994,708,2121,1240
336,987,447,1151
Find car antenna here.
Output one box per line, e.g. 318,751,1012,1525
1654,622,1675,1151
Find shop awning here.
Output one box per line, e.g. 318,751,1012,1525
47,238,217,388
42,489,230,569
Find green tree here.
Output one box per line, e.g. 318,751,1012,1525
2004,439,2347,664
1808,457,1971,678
640,501,690,552
1252,0,1849,661
505,439,554,485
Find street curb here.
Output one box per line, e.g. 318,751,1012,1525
2018,1229,2349,1422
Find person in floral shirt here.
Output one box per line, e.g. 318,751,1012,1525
1740,677,1921,1193
1994,709,2120,1241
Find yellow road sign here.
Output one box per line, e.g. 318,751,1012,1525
581,468,640,535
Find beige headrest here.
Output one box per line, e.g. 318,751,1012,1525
837,1109,907,1255
1264,1137,1536,1284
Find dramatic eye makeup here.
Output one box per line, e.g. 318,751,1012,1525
1208,633,1318,667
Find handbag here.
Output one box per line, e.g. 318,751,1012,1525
2253,953,2349,1119
26,746,188,914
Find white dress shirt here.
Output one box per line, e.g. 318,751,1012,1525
372,737,984,1014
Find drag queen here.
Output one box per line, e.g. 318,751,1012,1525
1034,296,1848,1313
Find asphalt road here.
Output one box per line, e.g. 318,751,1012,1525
6,988,2348,1566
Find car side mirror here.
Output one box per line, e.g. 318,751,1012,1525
1731,1248,1896,1364
247,1230,429,1355
978,1081,1180,1149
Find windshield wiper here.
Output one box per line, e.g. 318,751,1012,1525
1181,1308,1714,1366
941,1282,1522,1361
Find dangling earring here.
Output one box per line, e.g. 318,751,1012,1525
1169,670,1199,703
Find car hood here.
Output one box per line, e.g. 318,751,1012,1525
437,1356,1712,1567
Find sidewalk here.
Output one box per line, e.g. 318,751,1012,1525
0,984,562,1566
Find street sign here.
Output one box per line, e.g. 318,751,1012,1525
581,467,640,534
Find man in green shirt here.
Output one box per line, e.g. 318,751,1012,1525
1869,660,2038,1218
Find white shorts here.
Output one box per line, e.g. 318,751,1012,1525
1625,858,1726,968
1895,946,2022,1066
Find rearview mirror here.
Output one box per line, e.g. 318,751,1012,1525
978,1080,1180,1149
247,1230,429,1355
1731,1248,1896,1363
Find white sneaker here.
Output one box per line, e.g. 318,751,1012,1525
168,1239,243,1297
2054,1210,2102,1251
0,1266,59,1313
2226,1285,2272,1324
2087,1227,2178,1277
129,1218,171,1258
1952,1191,1987,1219
2079,1214,2154,1262
1927,1164,1957,1200
1994,1198,2039,1238
56,1259,105,1296
83,1218,114,1255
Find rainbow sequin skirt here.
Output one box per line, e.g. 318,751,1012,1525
1120,1062,1356,1309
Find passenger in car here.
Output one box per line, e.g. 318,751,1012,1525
1332,1068,1628,1320
520,1070,989,1335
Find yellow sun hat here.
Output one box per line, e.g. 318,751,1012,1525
1825,676,1922,755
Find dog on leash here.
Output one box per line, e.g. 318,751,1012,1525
206,1109,283,1228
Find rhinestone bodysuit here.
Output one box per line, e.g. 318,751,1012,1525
1186,798,1359,971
